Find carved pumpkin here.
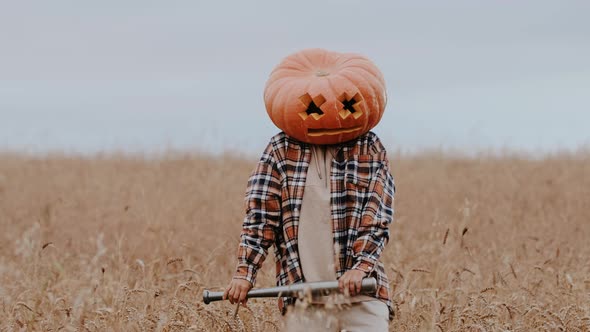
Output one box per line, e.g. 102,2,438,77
264,48,387,145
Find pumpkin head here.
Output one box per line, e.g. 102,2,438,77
264,48,387,145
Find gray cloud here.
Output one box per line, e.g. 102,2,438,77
1,0,589,154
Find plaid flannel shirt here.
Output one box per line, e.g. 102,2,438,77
234,131,395,318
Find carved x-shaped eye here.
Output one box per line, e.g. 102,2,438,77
298,93,326,120
339,92,364,119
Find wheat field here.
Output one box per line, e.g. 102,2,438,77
0,150,589,331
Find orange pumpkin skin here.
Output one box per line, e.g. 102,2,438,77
264,48,387,145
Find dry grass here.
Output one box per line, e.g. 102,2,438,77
0,150,589,331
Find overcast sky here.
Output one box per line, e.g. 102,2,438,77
1,1,588,155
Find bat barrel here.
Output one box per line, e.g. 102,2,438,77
203,277,377,304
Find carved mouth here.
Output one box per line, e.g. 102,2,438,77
307,126,363,137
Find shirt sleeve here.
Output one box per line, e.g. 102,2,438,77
233,143,282,286
351,149,395,274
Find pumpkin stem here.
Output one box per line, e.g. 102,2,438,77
315,70,330,77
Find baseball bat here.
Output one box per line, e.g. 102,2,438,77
203,277,377,304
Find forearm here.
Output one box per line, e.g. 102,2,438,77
234,221,277,285
352,228,389,273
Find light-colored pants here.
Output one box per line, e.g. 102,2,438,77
283,300,389,332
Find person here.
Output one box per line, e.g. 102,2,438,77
223,48,395,331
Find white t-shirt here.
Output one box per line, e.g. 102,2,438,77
298,144,373,303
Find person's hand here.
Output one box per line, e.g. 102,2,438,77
223,278,253,305
338,270,367,296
